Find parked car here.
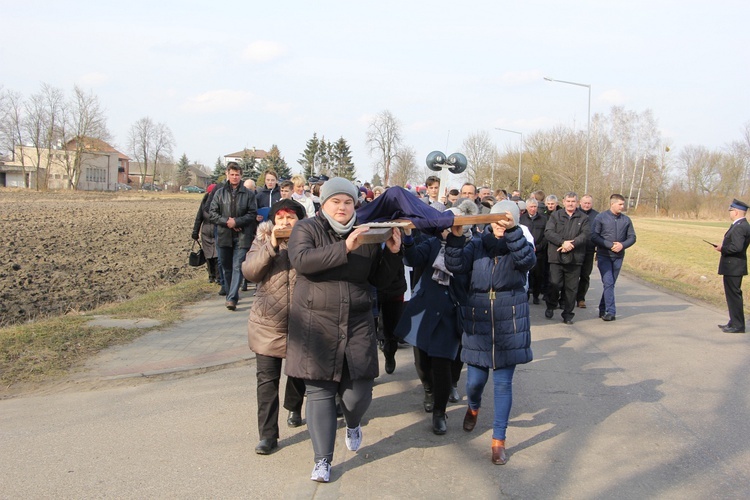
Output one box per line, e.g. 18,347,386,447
181,185,206,193
141,183,162,191
116,183,132,191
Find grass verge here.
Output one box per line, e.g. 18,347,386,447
1,279,215,392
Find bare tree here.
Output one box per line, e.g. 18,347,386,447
0,89,28,185
62,86,111,189
128,117,154,186
23,90,48,190
390,146,418,188
366,110,402,186
463,130,498,188
152,122,175,183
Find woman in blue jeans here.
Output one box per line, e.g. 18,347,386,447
444,200,536,464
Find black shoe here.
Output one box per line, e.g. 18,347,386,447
602,313,616,322
423,391,434,413
545,309,554,319
218,287,227,296
335,402,343,417
287,410,302,428
241,284,248,292
384,353,396,374
718,323,730,329
448,386,460,403
599,311,605,318
563,319,574,325
722,326,745,333
533,296,540,305
254,438,278,455
432,411,447,435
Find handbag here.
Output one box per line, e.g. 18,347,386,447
189,240,206,267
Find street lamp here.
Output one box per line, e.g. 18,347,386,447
544,76,591,193
495,128,523,192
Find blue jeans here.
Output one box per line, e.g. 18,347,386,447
218,243,248,303
597,255,623,316
466,364,516,441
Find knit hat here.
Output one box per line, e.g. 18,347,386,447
491,199,520,223
320,177,359,205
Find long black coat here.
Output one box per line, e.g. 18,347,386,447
285,214,403,382
719,217,750,276
394,236,468,360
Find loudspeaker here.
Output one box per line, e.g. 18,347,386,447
447,153,467,174
425,151,446,171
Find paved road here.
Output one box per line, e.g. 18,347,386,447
1,273,749,499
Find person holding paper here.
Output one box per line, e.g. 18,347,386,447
716,199,750,333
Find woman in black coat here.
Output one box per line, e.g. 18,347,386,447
395,226,469,435
286,177,402,483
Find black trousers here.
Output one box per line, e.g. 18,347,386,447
529,251,547,299
379,297,404,357
413,347,457,413
546,263,582,321
577,251,596,302
255,354,306,440
723,275,745,330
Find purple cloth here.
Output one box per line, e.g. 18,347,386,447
356,186,455,234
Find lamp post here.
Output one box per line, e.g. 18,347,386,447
495,127,523,192
544,76,591,193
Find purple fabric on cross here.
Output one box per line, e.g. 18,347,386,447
356,186,455,234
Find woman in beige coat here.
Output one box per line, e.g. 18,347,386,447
242,199,307,455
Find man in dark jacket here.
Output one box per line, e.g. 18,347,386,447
209,162,258,310
544,192,590,324
576,194,599,308
715,198,750,333
591,194,636,322
255,169,281,218
519,198,548,304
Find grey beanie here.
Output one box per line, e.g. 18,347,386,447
320,177,359,205
491,199,520,223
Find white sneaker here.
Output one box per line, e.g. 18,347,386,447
310,458,331,483
345,425,362,451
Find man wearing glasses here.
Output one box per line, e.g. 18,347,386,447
716,199,750,333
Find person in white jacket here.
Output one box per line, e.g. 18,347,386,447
291,174,317,218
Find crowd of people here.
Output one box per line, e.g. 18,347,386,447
191,162,643,482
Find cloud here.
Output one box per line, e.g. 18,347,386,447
497,70,544,86
181,89,255,113
242,40,286,63
78,72,110,86
264,101,293,114
599,88,626,106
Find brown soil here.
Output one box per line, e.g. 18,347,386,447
0,189,207,326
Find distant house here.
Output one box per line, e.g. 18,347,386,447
187,165,211,187
224,147,268,167
0,138,129,191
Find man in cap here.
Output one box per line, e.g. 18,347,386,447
716,199,750,333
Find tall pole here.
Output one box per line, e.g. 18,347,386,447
495,128,523,192
544,77,591,193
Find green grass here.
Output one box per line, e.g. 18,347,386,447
0,279,215,391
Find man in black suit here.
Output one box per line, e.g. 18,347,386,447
717,199,750,333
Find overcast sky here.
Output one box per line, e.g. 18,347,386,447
3,1,748,182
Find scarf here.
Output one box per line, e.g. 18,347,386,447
431,240,453,286
322,210,357,236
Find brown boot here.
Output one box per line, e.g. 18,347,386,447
463,408,478,432
491,438,508,465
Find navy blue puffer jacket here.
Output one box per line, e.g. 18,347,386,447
444,226,536,369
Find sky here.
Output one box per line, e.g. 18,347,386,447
2,1,748,183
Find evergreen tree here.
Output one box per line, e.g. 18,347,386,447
331,137,357,180
176,153,191,186
211,156,225,183
240,150,258,179
318,136,332,177
260,144,291,179
298,133,320,179
371,173,383,187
